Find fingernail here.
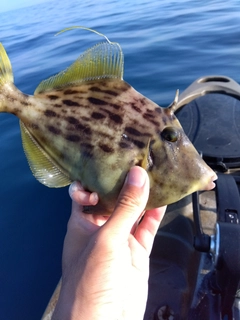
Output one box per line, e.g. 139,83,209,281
126,167,146,188
69,181,81,197
69,182,76,197
89,192,99,205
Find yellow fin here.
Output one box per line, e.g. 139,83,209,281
55,26,112,43
141,139,152,170
34,41,123,94
20,121,72,187
0,43,13,85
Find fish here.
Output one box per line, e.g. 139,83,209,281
0,29,217,215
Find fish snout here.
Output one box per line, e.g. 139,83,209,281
203,171,218,191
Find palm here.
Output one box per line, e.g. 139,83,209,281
54,167,166,320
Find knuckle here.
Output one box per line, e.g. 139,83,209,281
118,192,141,211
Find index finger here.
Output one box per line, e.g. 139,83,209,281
69,181,99,206
134,206,166,254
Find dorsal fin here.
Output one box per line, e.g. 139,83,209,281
165,90,179,115
34,41,123,94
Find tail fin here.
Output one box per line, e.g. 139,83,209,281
0,43,14,85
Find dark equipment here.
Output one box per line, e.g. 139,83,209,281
144,76,240,320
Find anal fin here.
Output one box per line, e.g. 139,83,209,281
20,121,72,187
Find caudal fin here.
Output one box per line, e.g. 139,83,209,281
0,43,14,85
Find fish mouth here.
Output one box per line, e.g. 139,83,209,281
204,172,218,191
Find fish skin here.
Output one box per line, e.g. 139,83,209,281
0,41,217,215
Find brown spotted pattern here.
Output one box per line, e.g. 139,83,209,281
2,79,216,214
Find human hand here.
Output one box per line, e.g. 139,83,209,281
52,166,166,320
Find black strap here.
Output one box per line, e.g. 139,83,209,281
216,173,240,223
214,174,240,318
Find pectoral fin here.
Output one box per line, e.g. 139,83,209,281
20,121,72,187
140,139,153,171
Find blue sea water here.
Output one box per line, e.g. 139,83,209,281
1,0,240,319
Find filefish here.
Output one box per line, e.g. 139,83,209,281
0,30,217,214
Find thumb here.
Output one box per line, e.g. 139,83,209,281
104,166,149,240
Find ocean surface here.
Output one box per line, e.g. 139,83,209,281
1,0,240,319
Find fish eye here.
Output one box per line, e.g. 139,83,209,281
161,127,178,142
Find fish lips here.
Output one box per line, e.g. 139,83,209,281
202,171,218,191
